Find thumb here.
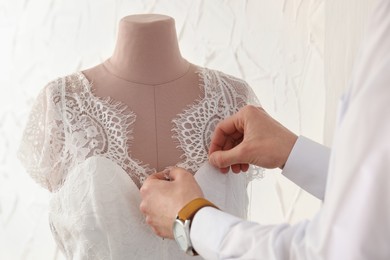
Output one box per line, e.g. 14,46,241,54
208,146,242,168
166,167,190,181
147,171,167,181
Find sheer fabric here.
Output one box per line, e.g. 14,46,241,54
18,67,261,259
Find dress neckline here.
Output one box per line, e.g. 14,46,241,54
70,68,208,184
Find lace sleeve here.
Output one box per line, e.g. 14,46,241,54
218,72,265,181
221,72,261,109
18,81,65,192
245,82,261,107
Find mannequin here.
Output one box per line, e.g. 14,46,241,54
83,14,200,172
18,13,260,259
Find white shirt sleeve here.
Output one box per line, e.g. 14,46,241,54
191,1,390,258
191,207,310,260
282,136,330,200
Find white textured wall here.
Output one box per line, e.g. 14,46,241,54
0,0,372,259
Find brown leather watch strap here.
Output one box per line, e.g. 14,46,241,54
178,198,218,221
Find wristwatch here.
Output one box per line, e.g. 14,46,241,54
172,198,218,256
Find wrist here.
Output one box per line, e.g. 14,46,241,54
172,198,218,255
279,133,298,169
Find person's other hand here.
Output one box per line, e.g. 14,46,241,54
139,167,204,239
208,105,298,173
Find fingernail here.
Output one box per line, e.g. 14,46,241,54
162,168,171,181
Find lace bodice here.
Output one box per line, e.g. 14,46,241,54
18,67,260,191
18,66,261,259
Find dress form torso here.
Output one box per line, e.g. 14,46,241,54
82,14,201,172
18,13,261,260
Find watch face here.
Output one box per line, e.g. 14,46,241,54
173,219,190,252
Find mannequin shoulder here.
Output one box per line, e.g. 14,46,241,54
199,66,250,88
41,72,91,97
33,72,89,112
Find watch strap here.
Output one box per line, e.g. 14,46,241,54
178,198,218,221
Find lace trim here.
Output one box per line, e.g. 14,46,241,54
79,73,157,183
172,67,262,178
19,67,262,191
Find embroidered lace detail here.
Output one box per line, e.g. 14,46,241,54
18,73,154,191
18,68,261,191
173,67,261,176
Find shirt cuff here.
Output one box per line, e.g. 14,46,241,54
282,135,330,200
190,207,241,260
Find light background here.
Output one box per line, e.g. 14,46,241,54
0,0,378,259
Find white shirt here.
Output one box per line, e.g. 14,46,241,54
190,0,390,259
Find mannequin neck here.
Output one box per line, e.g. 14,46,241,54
106,14,189,85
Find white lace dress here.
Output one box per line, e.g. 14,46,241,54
18,67,261,260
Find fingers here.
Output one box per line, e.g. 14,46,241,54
143,167,193,186
208,108,247,173
147,171,167,181
230,163,250,173
140,166,202,240
216,134,237,173
142,210,173,239
208,113,244,156
165,167,190,180
209,134,250,173
241,163,249,172
139,179,175,239
209,145,244,168
145,167,181,182
231,164,242,173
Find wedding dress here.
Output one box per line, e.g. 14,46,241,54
18,67,261,259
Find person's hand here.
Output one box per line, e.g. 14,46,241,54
208,105,298,173
139,167,204,239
